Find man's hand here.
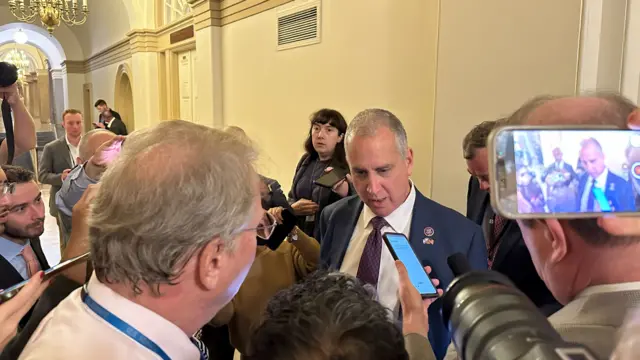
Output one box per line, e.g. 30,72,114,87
85,136,125,180
396,261,443,337
0,84,22,106
94,122,105,129
268,207,284,224
61,169,72,181
0,271,50,351
291,199,319,216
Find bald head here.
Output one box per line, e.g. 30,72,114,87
78,129,116,164
514,93,636,128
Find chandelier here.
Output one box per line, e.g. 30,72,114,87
8,0,89,34
3,49,31,81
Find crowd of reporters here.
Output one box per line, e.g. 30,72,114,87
0,74,640,359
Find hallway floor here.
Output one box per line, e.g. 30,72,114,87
40,185,62,266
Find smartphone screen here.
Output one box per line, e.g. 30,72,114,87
0,252,90,304
489,127,640,218
383,233,438,298
314,168,347,188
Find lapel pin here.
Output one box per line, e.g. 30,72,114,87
422,238,434,245
424,227,434,237
609,183,615,192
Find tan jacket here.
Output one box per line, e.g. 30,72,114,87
210,228,320,355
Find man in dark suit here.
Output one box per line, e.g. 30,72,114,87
94,99,128,135
576,137,636,212
316,109,487,360
39,109,83,254
0,165,49,291
463,120,561,316
541,147,577,212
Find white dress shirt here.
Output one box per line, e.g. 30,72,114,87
340,182,417,317
65,135,79,166
593,168,609,191
20,274,201,360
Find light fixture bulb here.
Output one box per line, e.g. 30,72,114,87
13,30,28,44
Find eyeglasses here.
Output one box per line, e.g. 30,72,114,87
0,182,15,196
244,211,278,240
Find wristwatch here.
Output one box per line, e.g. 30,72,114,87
288,227,299,243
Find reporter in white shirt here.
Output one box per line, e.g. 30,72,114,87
19,120,265,360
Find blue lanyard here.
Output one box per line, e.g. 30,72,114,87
81,288,173,360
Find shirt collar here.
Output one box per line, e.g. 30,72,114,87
85,274,200,360
362,180,416,232
65,135,79,149
575,281,640,299
594,168,609,188
0,237,28,260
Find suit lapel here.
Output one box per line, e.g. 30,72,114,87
408,191,444,268
333,198,364,269
30,238,50,270
0,255,23,289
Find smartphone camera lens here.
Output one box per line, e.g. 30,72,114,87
632,162,640,180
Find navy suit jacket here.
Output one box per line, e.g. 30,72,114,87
316,189,487,360
576,170,636,212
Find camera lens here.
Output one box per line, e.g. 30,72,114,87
442,271,562,360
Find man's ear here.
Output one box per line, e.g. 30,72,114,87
197,238,225,291
542,219,568,263
627,108,640,130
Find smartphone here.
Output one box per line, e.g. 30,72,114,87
382,233,438,298
0,252,90,304
488,126,640,218
314,168,348,188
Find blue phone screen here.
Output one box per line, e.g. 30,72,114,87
385,233,437,296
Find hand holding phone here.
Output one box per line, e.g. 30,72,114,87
0,272,49,351
0,252,90,305
383,233,438,298
314,167,348,189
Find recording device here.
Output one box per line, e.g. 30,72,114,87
442,253,599,360
0,62,18,165
488,126,640,218
258,208,297,251
382,232,438,298
314,167,348,188
0,252,90,304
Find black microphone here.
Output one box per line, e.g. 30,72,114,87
0,62,18,165
447,253,472,277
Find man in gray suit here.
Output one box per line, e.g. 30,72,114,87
445,93,640,360
38,109,83,254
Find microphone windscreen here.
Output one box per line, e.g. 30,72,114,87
447,253,472,277
0,62,18,87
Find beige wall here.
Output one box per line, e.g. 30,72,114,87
222,0,439,195
85,62,124,111
70,0,131,58
430,0,583,213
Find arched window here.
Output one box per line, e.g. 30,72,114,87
164,0,192,25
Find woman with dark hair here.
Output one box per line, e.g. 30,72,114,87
274,109,353,237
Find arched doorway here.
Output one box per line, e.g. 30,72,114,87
114,64,134,132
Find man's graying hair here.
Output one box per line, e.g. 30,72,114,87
511,92,639,247
345,109,408,158
90,120,258,294
462,118,507,160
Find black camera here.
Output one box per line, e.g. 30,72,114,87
0,61,19,165
442,255,599,360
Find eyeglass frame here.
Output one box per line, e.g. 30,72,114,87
243,211,278,240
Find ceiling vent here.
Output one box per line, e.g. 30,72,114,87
277,0,321,51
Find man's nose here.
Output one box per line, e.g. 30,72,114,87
367,177,382,194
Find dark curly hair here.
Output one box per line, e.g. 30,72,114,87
247,271,408,360
303,109,348,167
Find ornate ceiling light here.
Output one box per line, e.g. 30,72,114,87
8,0,89,35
